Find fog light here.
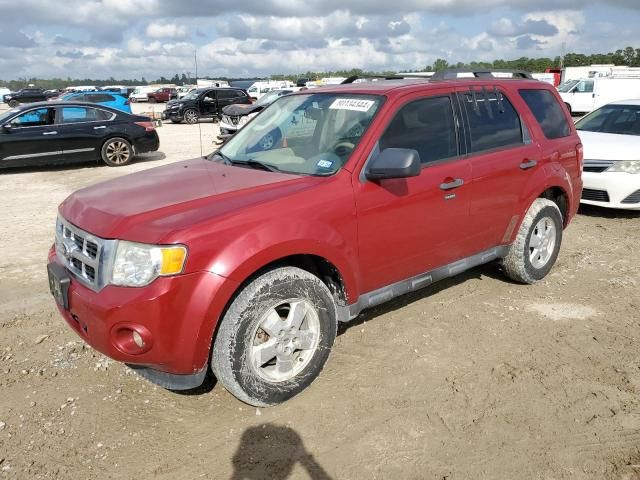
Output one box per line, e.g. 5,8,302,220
132,330,144,348
112,324,153,355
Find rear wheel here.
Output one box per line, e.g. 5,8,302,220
211,267,338,406
101,137,133,167
502,198,563,284
184,109,199,124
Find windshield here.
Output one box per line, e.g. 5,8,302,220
181,89,200,100
557,80,579,93
0,109,20,124
576,104,640,135
255,90,288,107
212,93,383,176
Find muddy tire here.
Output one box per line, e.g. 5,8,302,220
8,99,18,108
211,267,338,407
502,198,563,284
101,137,133,167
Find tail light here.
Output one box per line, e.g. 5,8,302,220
576,143,584,171
135,121,155,132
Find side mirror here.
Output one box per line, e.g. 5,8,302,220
366,148,421,180
2,123,12,133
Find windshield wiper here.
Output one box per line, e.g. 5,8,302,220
227,158,280,172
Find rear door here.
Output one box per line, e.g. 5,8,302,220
200,90,218,116
55,106,114,162
216,89,247,114
0,107,61,166
354,92,473,293
456,85,542,251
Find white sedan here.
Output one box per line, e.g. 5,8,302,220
577,99,640,210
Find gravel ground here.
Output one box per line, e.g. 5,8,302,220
0,101,639,479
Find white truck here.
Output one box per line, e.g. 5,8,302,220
246,80,295,100
558,75,640,114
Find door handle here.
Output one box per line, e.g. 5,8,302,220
440,178,464,191
519,159,537,170
43,131,58,136
93,126,106,130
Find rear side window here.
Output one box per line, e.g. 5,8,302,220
379,96,458,165
462,90,523,153
519,89,571,139
218,89,240,100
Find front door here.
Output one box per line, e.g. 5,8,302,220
570,79,595,113
200,90,218,117
354,93,472,293
0,107,61,167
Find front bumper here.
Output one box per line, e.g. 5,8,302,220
162,109,182,121
48,247,238,384
581,171,640,210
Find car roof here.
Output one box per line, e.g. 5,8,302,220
9,101,123,112
299,78,543,97
606,99,640,106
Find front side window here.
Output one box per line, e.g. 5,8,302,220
575,80,594,93
576,104,640,136
379,96,458,165
10,108,54,127
463,90,523,153
558,80,579,93
519,89,571,139
214,93,382,176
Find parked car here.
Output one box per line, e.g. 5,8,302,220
162,87,251,124
176,86,194,99
218,89,293,142
576,100,640,210
47,73,582,406
558,76,640,114
0,87,10,102
3,88,49,107
0,101,158,168
129,86,156,103
246,81,294,100
147,87,177,103
57,91,132,113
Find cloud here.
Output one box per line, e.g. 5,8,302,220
0,28,36,48
489,17,558,37
146,22,189,39
516,35,544,49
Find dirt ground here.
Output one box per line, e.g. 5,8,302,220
1,102,640,479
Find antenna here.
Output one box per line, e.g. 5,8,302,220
194,48,203,157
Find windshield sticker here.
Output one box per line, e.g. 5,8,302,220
317,159,334,169
329,98,375,112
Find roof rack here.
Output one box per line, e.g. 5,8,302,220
430,69,534,81
341,75,407,84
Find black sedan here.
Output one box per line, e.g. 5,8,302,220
0,102,159,169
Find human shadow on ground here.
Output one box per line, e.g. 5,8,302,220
230,423,333,480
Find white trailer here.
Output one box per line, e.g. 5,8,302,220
558,76,640,114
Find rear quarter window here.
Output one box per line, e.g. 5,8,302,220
519,89,571,140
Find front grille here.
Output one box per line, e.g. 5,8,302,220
583,160,614,173
55,217,111,291
622,189,640,204
581,188,610,203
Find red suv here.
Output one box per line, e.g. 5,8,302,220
147,87,177,103
47,72,583,406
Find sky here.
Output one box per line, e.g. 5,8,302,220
0,0,639,80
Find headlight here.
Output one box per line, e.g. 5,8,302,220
607,161,640,174
238,116,250,126
110,241,187,287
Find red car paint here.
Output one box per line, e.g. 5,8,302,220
49,78,582,380
147,88,176,103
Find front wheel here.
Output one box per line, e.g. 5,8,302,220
502,198,563,284
184,109,199,124
8,100,18,108
101,137,133,167
211,267,338,407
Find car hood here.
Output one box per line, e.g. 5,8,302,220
222,103,261,116
578,130,640,161
59,158,312,243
